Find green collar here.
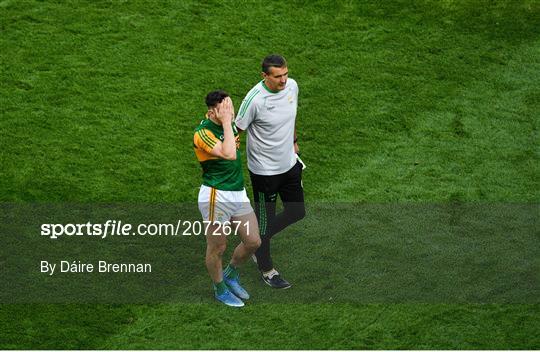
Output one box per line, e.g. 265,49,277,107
205,114,222,127
261,80,280,94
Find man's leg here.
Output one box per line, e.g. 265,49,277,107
257,161,305,241
250,171,279,273
198,185,248,308
205,224,227,283
271,160,305,236
250,167,302,289
230,211,261,267
262,161,305,288
205,223,244,307
221,211,261,300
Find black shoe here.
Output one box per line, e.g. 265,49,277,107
262,270,291,289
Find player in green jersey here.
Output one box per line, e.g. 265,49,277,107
193,90,261,307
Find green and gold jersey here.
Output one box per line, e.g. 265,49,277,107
193,117,244,191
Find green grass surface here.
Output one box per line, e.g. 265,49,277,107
1,0,539,349
2,304,539,349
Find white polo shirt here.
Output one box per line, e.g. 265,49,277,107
235,78,298,176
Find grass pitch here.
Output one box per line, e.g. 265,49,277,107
1,0,539,349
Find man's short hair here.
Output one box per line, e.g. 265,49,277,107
262,54,287,74
205,90,229,108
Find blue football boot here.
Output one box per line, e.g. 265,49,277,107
224,275,250,300
215,289,244,307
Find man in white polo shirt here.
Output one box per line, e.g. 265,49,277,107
235,54,305,289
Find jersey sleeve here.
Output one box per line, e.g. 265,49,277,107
235,89,260,130
290,77,299,99
194,128,219,153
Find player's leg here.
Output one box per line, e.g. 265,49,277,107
204,224,227,285
230,210,261,267
205,223,243,307
199,185,244,307
223,209,261,300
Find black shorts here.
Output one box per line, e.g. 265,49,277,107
249,160,305,237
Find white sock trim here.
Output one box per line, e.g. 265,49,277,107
263,269,279,279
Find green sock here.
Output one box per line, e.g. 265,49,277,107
213,280,228,295
223,264,239,279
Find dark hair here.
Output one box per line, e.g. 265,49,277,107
262,54,287,74
205,90,229,108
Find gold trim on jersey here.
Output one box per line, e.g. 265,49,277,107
193,128,219,162
209,187,217,222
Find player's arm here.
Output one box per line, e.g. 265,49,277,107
214,97,236,160
206,133,237,160
294,127,299,154
195,98,237,160
293,81,300,154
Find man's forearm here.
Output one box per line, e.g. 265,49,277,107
293,127,299,153
222,124,236,158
